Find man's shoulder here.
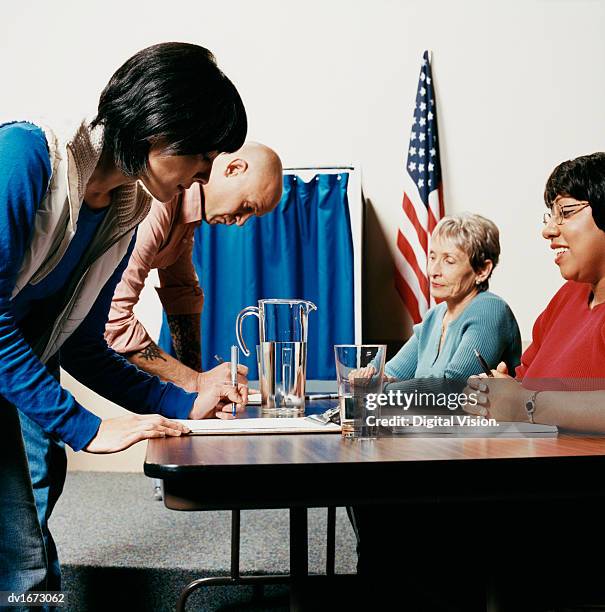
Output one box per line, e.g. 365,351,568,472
136,195,181,242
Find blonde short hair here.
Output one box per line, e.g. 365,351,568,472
432,213,500,292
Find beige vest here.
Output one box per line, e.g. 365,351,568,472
8,117,151,363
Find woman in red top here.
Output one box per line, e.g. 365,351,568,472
466,152,605,431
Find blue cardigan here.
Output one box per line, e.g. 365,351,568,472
0,122,196,451
386,291,521,382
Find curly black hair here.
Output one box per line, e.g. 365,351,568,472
544,152,605,232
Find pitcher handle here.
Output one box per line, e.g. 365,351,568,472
235,306,260,357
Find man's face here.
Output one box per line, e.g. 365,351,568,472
142,146,218,203
203,161,281,226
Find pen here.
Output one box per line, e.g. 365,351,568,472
473,349,494,377
215,353,238,414
230,345,239,416
306,393,339,400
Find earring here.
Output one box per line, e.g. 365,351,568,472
475,279,481,285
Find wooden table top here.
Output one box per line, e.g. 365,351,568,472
145,402,605,510
146,431,605,471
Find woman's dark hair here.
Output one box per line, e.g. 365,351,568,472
544,152,605,232
91,42,247,176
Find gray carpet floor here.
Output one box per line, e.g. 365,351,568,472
49,471,358,611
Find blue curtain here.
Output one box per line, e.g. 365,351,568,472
158,172,355,379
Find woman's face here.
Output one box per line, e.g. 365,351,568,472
542,196,605,284
428,235,480,303
141,147,218,203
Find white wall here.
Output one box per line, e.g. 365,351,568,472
3,0,605,468
4,0,604,339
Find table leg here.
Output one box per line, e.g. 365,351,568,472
289,507,308,611
326,506,336,576
230,509,240,579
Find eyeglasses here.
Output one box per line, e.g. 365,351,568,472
542,201,590,226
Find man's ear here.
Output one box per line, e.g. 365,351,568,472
225,158,248,177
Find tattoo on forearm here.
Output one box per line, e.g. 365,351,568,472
167,314,201,371
138,341,167,362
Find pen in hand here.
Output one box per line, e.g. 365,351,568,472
230,345,239,416
473,349,494,377
214,353,239,416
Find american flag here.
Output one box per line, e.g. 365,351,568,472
394,50,444,324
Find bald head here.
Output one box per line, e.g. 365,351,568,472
202,142,283,226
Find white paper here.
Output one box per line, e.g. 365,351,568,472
175,417,341,435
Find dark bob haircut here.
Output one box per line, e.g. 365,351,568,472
91,42,247,176
544,152,605,232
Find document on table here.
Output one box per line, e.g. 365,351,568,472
390,421,558,437
176,417,341,435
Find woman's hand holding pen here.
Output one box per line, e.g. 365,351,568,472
463,362,532,422
189,383,248,419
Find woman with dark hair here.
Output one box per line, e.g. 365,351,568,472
465,152,605,429
0,42,247,600
462,153,605,609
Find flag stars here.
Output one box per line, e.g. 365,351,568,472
404,57,440,201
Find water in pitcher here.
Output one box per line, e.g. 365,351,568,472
258,341,306,415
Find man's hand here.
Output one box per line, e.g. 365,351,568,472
197,363,248,387
84,415,190,454
189,383,249,419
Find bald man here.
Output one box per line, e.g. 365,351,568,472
105,142,283,392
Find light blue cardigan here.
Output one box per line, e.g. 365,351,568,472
385,291,521,382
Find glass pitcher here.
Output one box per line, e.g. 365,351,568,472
235,299,317,357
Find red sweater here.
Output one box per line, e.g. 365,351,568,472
516,281,605,390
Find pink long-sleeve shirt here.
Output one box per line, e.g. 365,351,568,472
105,185,204,354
